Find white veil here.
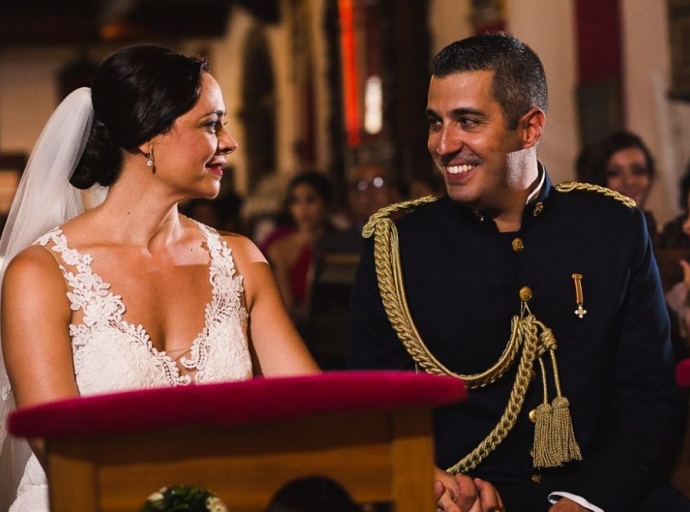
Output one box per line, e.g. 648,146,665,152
0,87,99,509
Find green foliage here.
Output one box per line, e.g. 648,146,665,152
140,484,228,512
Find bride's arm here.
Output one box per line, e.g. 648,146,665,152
1,245,79,460
225,234,320,377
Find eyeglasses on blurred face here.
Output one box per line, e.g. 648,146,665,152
355,176,386,192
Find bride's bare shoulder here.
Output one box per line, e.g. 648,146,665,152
3,243,64,293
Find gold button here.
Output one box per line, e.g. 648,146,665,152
531,473,542,484
528,408,537,423
533,202,544,216
530,448,534,457
511,237,524,252
519,286,532,302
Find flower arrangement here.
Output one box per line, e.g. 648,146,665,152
140,484,229,512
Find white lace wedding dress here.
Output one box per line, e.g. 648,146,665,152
9,222,253,511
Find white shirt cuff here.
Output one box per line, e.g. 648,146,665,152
548,491,604,512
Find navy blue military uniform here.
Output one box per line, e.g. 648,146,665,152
348,171,681,511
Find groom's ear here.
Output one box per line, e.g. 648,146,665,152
518,108,545,150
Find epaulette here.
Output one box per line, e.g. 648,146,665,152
362,195,437,239
555,181,635,208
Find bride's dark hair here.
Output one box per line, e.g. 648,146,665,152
70,44,210,189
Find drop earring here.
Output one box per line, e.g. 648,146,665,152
147,148,156,174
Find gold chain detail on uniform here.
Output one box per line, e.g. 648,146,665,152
363,198,582,473
555,181,636,208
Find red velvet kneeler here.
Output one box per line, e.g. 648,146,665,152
8,371,466,512
678,359,690,388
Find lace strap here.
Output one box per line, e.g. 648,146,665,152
33,228,120,319
195,221,239,282
34,228,94,272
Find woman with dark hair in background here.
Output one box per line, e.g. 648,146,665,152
577,130,659,245
0,44,318,511
265,170,334,325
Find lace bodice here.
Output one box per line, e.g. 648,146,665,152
34,222,253,396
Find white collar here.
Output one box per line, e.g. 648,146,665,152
525,165,545,204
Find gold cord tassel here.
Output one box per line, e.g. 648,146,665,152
533,401,556,468
533,348,582,468
533,357,557,468
551,396,582,463
548,348,582,465
533,396,582,468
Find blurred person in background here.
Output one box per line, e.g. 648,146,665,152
180,198,223,229
265,476,359,512
662,167,690,362
576,130,659,245
181,189,244,235
317,162,401,256
661,167,690,503
265,170,335,325
407,170,446,200
349,162,401,229
660,163,690,249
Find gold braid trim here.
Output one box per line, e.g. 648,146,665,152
555,181,636,208
362,195,438,239
365,198,581,473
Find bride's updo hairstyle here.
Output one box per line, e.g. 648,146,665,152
70,45,210,189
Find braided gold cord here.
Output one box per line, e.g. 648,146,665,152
372,217,523,387
362,195,438,239
549,348,563,397
555,181,636,208
366,202,562,473
447,314,543,473
365,195,581,473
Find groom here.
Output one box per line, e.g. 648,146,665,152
348,32,684,512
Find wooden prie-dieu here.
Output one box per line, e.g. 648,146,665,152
8,371,467,512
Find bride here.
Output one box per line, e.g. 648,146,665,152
0,44,319,511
